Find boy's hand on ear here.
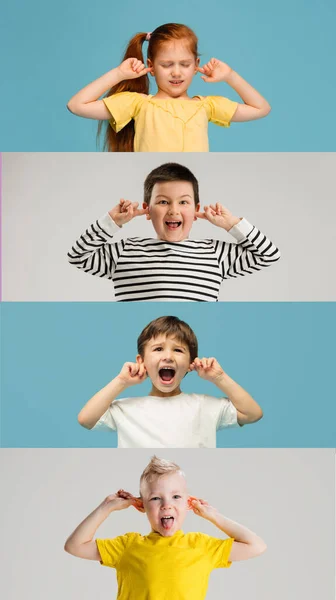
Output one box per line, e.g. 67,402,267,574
100,493,135,512
190,357,225,383
117,58,151,80
116,362,147,387
109,199,149,227
195,203,240,231
117,490,145,513
198,58,233,83
189,497,216,520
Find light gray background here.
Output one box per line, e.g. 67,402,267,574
0,449,334,600
2,152,336,301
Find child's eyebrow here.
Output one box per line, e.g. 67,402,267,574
154,194,192,200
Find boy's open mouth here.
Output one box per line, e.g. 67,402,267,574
159,367,176,384
161,516,174,530
165,220,182,230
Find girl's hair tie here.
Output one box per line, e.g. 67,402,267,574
146,32,152,41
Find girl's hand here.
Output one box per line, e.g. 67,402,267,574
109,199,149,227
189,497,216,520
195,203,240,231
116,362,147,387
117,58,151,80
117,489,145,513
190,357,225,384
198,58,233,83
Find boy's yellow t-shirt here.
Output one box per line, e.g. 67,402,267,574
103,92,238,152
96,530,234,600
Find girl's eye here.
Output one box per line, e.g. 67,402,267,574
181,64,191,68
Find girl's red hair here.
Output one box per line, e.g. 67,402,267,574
98,23,199,152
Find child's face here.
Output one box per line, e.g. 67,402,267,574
148,41,199,99
137,334,191,397
142,473,189,537
144,180,199,242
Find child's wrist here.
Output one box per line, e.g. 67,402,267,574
225,217,241,231
224,69,237,86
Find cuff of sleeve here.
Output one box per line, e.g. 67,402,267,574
96,539,108,566
228,218,254,242
98,213,122,237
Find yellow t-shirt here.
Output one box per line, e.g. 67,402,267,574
103,92,238,152
96,530,234,600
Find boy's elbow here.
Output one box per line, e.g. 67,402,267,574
77,412,93,430
64,540,75,555
261,102,271,117
254,539,267,556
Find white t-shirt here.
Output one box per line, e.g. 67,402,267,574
92,393,238,448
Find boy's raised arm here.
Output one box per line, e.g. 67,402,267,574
67,201,148,278
191,358,262,425
64,494,133,560
191,499,267,561
78,362,147,429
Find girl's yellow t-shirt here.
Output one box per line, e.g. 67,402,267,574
96,530,234,600
103,92,238,152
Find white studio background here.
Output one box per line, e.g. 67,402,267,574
0,448,334,600
2,152,336,301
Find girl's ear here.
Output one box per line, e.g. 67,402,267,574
195,57,200,73
136,354,144,364
147,58,154,76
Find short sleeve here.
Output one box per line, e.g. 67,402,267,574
96,533,138,568
198,533,234,569
216,398,239,430
103,92,143,132
92,406,117,431
203,96,238,127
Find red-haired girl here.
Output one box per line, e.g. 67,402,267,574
67,23,271,152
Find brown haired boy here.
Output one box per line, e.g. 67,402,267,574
78,316,262,447
67,162,280,302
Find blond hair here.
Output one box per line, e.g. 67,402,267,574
140,456,185,494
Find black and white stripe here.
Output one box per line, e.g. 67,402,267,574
67,214,281,302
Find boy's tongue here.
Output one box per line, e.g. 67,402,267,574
161,517,174,530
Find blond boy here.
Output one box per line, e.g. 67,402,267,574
65,456,266,600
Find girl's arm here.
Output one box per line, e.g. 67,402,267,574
190,358,263,425
67,59,150,119
78,362,147,429
198,59,271,121
191,500,267,561
64,495,133,559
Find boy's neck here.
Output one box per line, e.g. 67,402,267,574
149,385,183,398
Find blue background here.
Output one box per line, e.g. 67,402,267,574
1,0,335,151
1,302,335,447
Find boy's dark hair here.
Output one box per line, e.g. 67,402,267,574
137,316,198,361
143,163,199,207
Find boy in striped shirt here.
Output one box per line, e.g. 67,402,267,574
78,316,263,448
67,162,280,302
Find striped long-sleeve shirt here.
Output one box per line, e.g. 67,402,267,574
67,213,281,302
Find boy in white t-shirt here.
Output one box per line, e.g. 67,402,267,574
78,316,262,448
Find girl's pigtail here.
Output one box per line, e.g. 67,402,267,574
98,32,149,152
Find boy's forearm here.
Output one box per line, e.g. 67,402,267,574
207,510,261,546
65,502,112,553
78,377,128,429
226,70,270,113
215,373,263,423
